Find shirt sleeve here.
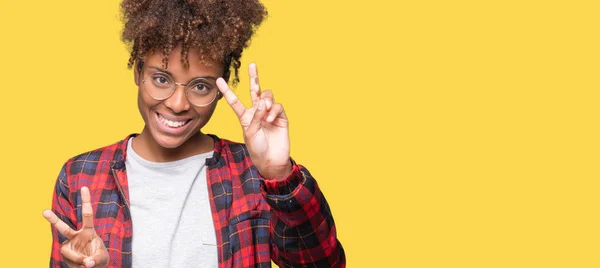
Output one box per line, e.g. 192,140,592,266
260,159,346,267
49,162,77,268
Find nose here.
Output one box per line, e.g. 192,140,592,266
163,84,191,113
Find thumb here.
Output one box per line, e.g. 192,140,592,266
83,246,109,268
83,258,96,268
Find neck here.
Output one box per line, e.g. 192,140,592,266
132,127,213,162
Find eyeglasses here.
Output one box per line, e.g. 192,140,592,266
141,70,220,107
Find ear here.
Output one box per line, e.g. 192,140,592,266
218,77,228,100
134,60,144,86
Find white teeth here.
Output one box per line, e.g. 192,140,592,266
158,114,187,128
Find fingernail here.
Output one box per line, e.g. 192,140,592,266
267,115,274,122
258,100,265,110
86,260,95,267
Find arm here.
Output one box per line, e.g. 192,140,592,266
45,163,109,268
261,162,346,267
217,63,345,267
49,163,76,267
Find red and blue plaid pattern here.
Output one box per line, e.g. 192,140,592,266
49,134,345,267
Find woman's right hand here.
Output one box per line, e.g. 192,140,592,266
43,186,109,268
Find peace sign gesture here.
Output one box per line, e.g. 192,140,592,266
216,63,292,180
43,187,109,268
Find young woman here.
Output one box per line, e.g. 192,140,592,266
42,0,345,267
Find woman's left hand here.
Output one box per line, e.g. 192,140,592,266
216,63,292,180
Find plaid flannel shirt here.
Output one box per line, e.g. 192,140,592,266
49,134,345,267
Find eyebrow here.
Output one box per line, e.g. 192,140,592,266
147,66,218,81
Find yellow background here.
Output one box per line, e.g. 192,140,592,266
0,0,598,267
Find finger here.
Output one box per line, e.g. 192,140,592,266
248,63,261,108
64,258,86,268
80,187,94,230
246,99,268,138
83,257,96,268
84,239,109,268
43,210,76,240
260,90,274,111
216,77,246,118
266,103,286,123
84,259,96,268
60,246,86,264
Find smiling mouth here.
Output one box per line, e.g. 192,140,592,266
156,112,192,128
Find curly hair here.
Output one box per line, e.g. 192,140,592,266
121,0,267,84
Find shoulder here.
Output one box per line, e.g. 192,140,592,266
62,134,135,177
52,134,134,197
209,134,252,164
212,134,246,150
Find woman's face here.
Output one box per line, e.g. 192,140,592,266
134,47,224,149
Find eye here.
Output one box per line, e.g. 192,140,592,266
193,84,208,91
188,79,215,93
149,73,173,89
154,76,169,84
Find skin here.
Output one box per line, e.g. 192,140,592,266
42,187,109,268
43,46,293,267
132,47,223,162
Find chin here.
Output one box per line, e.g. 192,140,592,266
151,130,189,149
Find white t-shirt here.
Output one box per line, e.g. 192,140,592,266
126,137,218,268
